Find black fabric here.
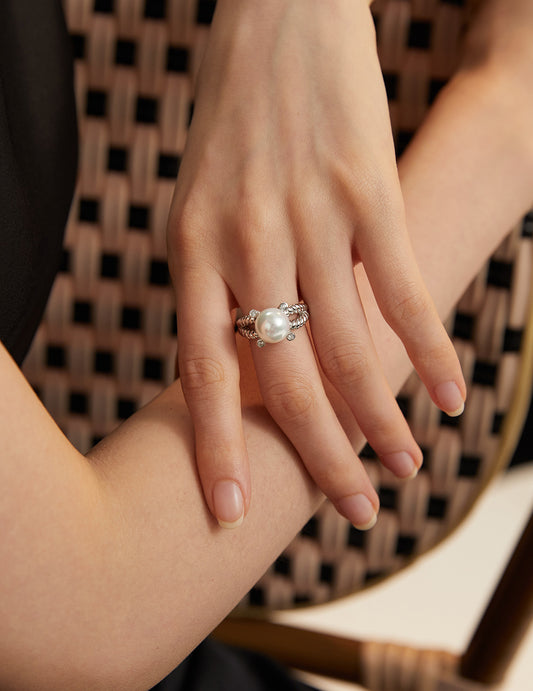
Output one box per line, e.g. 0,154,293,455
151,638,319,691
0,0,77,365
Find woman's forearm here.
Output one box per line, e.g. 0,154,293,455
1,67,533,690
81,66,533,687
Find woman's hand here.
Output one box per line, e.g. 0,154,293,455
166,0,466,530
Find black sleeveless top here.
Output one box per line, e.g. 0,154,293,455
0,0,77,365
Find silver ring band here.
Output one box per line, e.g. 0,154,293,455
235,302,309,348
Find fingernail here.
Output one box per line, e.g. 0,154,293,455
336,494,378,530
213,481,244,529
382,451,419,479
434,381,465,416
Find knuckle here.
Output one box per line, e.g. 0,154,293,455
335,156,386,204
287,175,320,220
233,168,279,233
335,160,403,228
360,414,403,448
180,352,226,399
168,189,213,258
220,193,284,280
234,213,267,265
357,177,402,225
169,190,199,238
263,377,317,426
418,339,456,371
383,284,432,328
233,201,261,240
196,437,236,472
321,340,370,389
356,168,390,208
312,462,350,496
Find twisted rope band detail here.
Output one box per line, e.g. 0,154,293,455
235,302,309,348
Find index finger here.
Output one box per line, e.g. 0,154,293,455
175,265,251,529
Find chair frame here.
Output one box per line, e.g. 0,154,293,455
214,507,533,689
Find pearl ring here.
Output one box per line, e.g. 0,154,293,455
235,302,309,348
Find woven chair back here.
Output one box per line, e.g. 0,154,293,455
22,0,533,611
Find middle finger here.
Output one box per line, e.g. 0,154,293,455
234,272,380,529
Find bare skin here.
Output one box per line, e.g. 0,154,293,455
167,0,466,530
1,25,533,684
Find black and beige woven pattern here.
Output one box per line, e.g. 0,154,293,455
22,0,533,611
245,220,533,609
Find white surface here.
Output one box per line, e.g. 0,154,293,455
278,463,533,691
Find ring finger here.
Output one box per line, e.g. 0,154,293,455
233,275,380,529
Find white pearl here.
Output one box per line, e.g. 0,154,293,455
255,308,291,343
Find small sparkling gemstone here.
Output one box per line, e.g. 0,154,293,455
255,307,291,343
278,302,289,311
286,332,296,341
249,309,260,318
257,339,265,348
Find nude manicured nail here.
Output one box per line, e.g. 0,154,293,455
213,481,244,529
435,381,465,416
382,451,419,479
336,494,378,530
